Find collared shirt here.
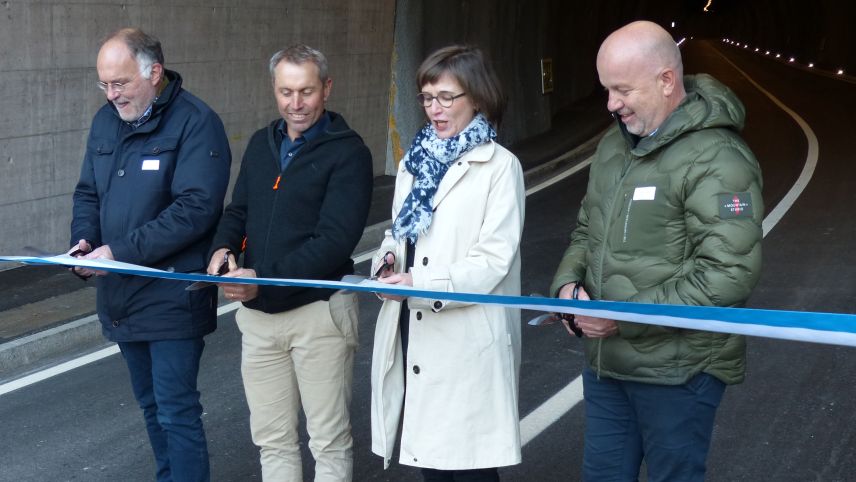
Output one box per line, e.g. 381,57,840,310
128,100,155,129
277,112,330,172
127,78,170,129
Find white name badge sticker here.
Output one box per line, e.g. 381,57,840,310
633,186,656,201
141,159,160,171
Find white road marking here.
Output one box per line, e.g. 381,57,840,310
711,47,819,236
520,376,584,445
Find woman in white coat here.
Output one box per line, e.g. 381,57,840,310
370,45,525,482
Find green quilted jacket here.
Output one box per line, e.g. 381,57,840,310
550,74,763,385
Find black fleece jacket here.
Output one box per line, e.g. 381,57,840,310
210,111,373,313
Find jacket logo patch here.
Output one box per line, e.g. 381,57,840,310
718,192,752,218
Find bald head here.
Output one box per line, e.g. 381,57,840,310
599,21,683,79
596,21,686,136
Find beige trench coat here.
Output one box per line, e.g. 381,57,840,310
370,141,525,470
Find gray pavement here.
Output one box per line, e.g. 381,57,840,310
0,94,610,385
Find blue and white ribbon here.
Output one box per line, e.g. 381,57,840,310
4,255,856,348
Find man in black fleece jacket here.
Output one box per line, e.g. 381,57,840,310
206,45,372,481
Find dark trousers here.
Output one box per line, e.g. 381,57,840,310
582,367,725,482
119,338,209,482
422,467,500,481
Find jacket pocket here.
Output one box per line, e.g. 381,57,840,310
134,136,180,191
89,138,116,193
328,290,360,348
609,186,673,253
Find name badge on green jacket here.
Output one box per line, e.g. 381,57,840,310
718,192,753,219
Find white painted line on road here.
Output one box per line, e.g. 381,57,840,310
526,156,594,196
218,301,242,316
0,345,120,396
712,47,819,236
520,376,584,445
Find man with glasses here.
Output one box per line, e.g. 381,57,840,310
205,44,372,481
70,28,230,481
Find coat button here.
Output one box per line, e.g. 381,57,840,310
412,365,420,374
112,320,119,327
422,257,428,266
433,300,443,310
117,169,125,177
416,311,422,320
96,147,102,154
152,147,161,154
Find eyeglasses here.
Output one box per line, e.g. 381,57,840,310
416,91,466,108
96,75,137,93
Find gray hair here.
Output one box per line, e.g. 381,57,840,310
269,44,329,82
102,28,164,79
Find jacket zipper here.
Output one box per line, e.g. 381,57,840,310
593,145,637,376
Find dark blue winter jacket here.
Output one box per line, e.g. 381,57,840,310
71,70,231,341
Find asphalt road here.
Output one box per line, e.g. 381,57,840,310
2,39,855,481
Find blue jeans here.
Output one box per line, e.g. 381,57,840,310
119,338,209,482
582,367,725,482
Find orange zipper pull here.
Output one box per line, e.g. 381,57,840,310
272,174,281,190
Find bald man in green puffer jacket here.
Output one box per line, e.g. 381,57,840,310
550,21,763,481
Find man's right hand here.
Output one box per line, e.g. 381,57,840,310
570,285,619,338
68,239,94,279
207,247,238,276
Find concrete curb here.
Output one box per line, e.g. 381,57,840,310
0,314,105,383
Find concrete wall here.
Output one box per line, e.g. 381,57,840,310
0,0,395,259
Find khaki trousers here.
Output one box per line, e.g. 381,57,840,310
235,291,359,481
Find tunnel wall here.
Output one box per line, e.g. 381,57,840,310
680,0,856,73
385,0,686,170
0,0,395,258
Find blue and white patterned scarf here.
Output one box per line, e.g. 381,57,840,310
392,113,496,243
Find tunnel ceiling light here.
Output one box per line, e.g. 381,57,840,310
775,53,781,58
789,57,795,62
808,63,814,68
704,0,713,12
755,48,760,52
671,21,676,28
765,50,770,55
744,45,749,49
838,69,845,75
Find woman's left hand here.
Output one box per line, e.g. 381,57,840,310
376,272,413,302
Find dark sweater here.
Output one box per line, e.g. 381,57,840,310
210,111,373,313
